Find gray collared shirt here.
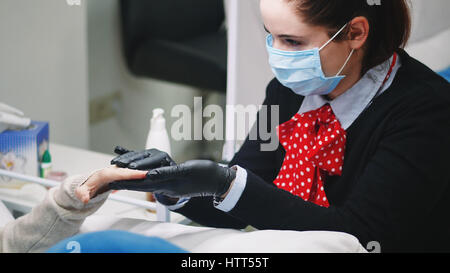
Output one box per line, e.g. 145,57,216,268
298,54,402,130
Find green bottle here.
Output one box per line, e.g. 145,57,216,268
40,150,52,178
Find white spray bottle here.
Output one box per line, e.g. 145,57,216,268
145,108,171,222
146,108,171,155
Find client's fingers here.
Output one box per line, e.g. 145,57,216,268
108,165,180,191
110,166,148,181
76,166,148,204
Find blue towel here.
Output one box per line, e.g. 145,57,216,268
438,67,450,82
47,230,188,253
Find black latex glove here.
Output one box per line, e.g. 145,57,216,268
111,146,180,205
108,160,237,199
111,146,176,169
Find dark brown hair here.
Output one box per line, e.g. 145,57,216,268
287,0,411,74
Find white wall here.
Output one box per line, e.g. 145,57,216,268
0,0,89,149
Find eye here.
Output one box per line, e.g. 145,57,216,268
284,39,301,46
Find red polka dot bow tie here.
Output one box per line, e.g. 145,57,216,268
273,103,346,208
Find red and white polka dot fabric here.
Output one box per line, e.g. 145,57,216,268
273,103,346,208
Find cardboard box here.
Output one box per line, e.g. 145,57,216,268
0,121,49,187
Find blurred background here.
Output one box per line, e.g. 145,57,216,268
0,0,449,164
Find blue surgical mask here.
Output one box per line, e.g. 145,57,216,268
266,24,354,96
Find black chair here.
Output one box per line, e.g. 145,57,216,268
120,0,227,93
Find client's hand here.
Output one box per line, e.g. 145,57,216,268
75,165,148,204
108,160,237,199
110,146,179,205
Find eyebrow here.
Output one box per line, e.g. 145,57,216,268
263,25,305,39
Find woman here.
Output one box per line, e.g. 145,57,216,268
108,0,450,252
0,166,148,252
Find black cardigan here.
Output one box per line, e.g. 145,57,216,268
175,50,450,252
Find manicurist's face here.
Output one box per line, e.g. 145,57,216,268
260,0,354,78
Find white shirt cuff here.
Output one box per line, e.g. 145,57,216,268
214,165,247,212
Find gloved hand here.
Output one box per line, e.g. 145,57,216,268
108,160,237,199
111,146,179,205
111,146,176,170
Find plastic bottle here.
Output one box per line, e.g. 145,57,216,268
145,109,172,221
40,150,52,179
145,108,172,155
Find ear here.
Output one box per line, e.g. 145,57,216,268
347,16,370,50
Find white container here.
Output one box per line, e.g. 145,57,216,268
145,108,172,222
145,108,171,155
